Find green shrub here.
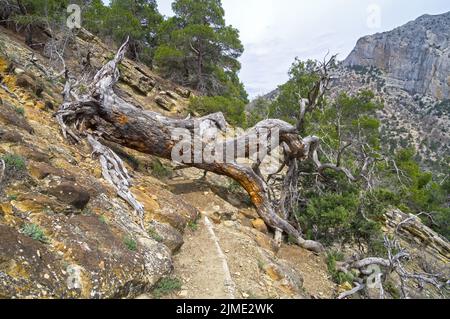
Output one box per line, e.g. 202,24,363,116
148,227,163,242
385,281,401,299
189,96,246,127
187,220,199,231
14,106,25,116
152,277,182,298
326,250,354,284
123,235,137,251
150,160,172,179
1,154,26,171
21,223,48,243
299,192,360,244
227,179,243,194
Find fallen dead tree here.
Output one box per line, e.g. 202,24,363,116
55,39,381,254
54,38,329,252
336,236,449,299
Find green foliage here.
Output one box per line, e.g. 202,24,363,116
187,220,199,231
389,148,450,239
257,259,266,271
123,235,137,251
75,0,164,65
326,250,354,284
14,106,25,116
98,215,109,224
148,227,163,242
152,277,182,298
302,192,358,243
21,223,48,243
189,95,246,127
267,59,323,125
227,179,243,194
155,0,246,100
13,0,69,26
1,154,26,171
246,97,272,128
149,159,172,179
385,281,401,299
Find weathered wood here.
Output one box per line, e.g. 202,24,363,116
0,159,5,184
87,135,144,220
56,38,324,253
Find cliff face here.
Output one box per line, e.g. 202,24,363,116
344,12,450,100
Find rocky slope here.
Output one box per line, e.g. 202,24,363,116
0,26,448,299
330,63,450,173
0,26,339,299
0,26,198,298
344,12,450,100
250,12,450,174
340,13,450,173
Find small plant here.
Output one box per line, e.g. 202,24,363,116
257,259,266,271
99,215,108,224
124,235,137,251
150,160,172,179
227,179,242,194
152,277,182,298
8,194,18,201
106,52,116,61
14,106,25,116
77,84,88,94
326,250,354,285
148,227,163,242
1,154,26,171
21,223,48,243
187,220,199,231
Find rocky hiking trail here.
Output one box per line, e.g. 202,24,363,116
0,26,336,299
140,168,336,299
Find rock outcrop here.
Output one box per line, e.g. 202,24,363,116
0,27,199,298
344,12,450,100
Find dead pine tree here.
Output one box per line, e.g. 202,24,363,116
55,38,381,254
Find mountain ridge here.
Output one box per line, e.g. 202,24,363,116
343,11,450,100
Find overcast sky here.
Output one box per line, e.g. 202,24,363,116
158,0,450,97
152,1,450,98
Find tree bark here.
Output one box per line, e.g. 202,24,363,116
56,38,324,253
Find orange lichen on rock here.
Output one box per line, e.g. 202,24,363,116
0,57,8,72
116,114,129,125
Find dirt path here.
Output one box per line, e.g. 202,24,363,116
171,215,235,299
160,168,336,299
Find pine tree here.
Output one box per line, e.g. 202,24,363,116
154,0,245,98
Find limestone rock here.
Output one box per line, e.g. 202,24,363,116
0,101,33,134
28,162,74,181
47,182,91,210
251,218,269,234
148,220,184,253
344,12,450,99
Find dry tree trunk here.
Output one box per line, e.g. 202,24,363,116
55,38,324,253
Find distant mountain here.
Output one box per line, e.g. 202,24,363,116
248,12,450,174
344,12,450,100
